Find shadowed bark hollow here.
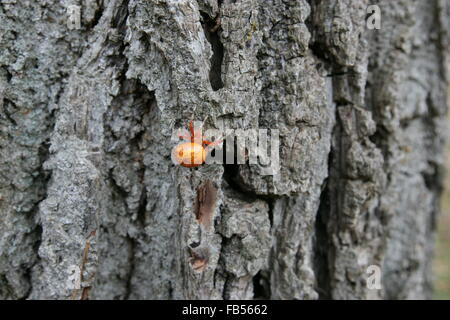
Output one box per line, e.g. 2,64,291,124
0,0,449,299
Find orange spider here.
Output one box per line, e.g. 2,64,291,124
173,120,222,168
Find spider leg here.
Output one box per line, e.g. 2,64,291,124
178,127,191,141
190,120,204,144
203,139,223,148
189,120,195,142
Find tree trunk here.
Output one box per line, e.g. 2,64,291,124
0,0,448,300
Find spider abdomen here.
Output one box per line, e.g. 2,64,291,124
173,142,205,168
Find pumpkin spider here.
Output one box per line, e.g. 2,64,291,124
173,120,222,168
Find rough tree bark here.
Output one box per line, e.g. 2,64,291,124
0,0,449,300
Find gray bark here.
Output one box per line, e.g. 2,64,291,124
0,0,448,300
